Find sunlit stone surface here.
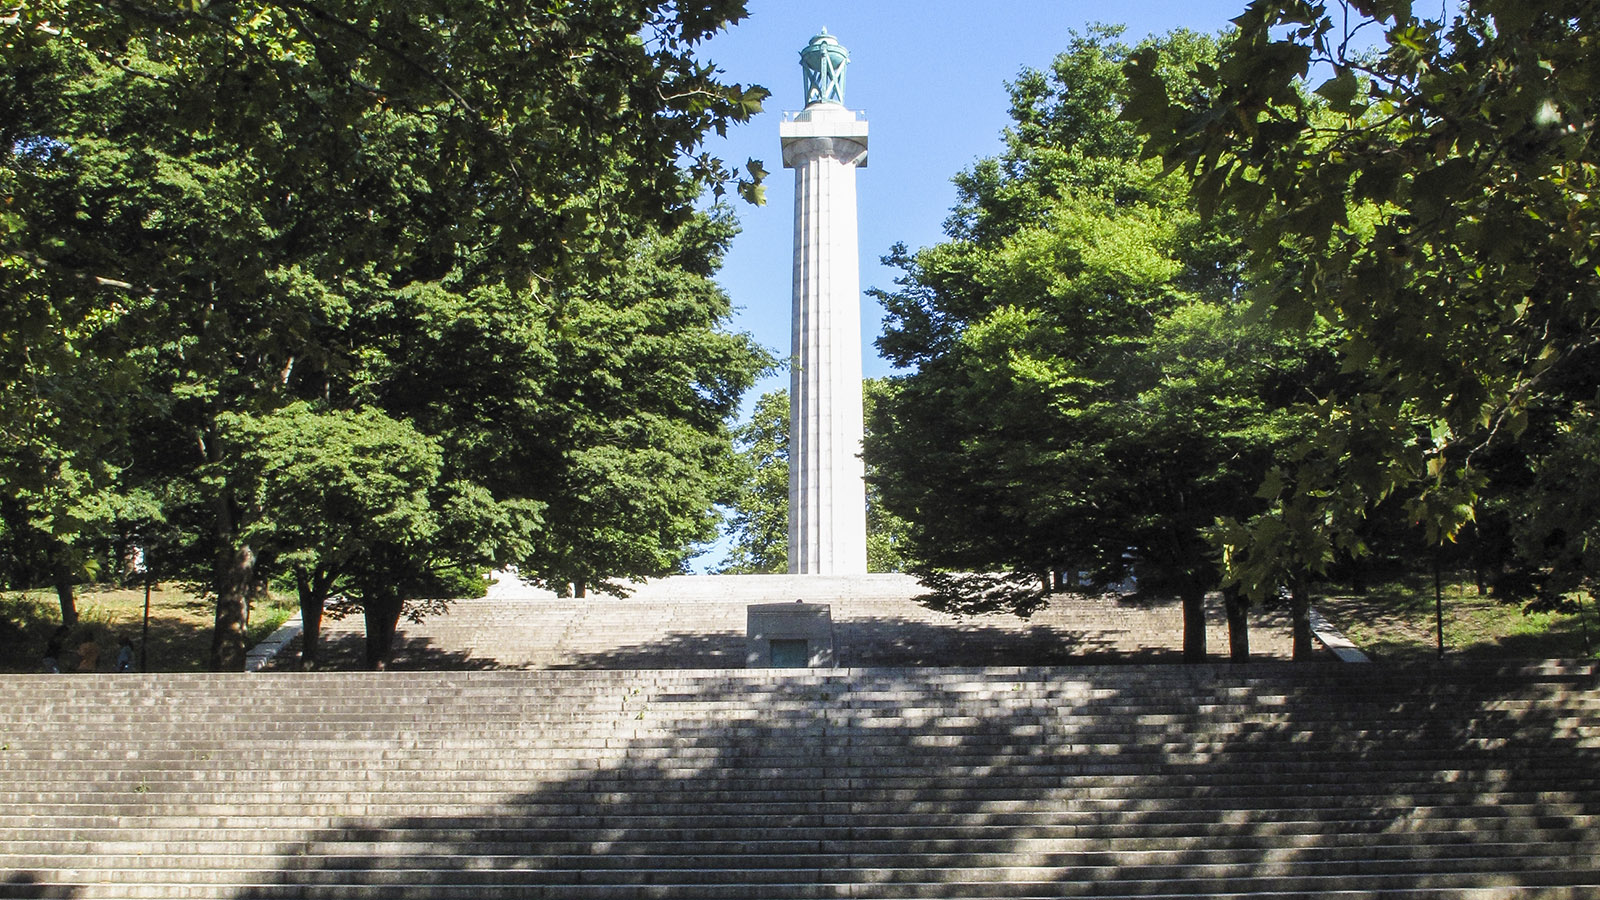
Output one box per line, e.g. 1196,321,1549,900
781,33,869,575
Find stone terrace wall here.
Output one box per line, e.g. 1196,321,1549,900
271,573,1301,671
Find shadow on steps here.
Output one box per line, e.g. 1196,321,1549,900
2,872,79,899
107,665,1598,899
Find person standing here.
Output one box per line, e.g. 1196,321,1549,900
42,625,68,673
116,637,137,673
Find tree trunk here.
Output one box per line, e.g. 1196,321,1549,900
1180,578,1206,663
207,446,251,671
243,560,274,629
1290,572,1314,661
54,573,78,630
209,544,255,671
1349,556,1366,595
1224,586,1250,662
295,568,330,672
363,591,403,670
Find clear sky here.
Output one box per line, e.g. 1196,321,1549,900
689,0,1259,569
698,0,1257,402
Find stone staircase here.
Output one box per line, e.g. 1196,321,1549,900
3,662,1598,898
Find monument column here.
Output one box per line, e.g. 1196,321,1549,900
781,30,868,575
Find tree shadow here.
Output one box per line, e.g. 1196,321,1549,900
1319,586,1597,662
1477,629,1595,660
550,618,1127,669
194,662,1600,898
260,588,1287,671
0,873,80,900
836,617,1147,665
280,619,1188,671
258,629,504,671
912,570,1053,617
547,628,746,669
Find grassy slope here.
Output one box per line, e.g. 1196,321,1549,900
1317,574,1597,662
0,585,296,673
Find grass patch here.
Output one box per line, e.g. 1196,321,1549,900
1318,572,1597,662
0,584,296,673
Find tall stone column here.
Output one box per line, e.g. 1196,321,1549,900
781,31,868,575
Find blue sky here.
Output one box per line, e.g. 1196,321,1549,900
688,0,1261,569
698,0,1260,404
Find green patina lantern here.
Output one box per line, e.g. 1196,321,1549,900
799,29,850,106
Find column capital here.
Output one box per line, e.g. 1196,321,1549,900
780,106,869,168
781,135,868,169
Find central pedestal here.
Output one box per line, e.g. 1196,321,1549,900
746,601,835,668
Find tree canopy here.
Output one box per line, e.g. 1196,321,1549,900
3,0,770,667
1126,0,1600,609
720,389,790,576
867,27,1326,658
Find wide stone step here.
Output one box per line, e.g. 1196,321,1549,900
3,783,1592,817
6,775,1592,803
15,816,1600,851
9,716,1594,736
16,858,1600,889
4,874,1598,900
6,772,1593,801
11,838,1590,867
5,814,1594,843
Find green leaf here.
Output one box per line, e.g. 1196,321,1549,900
1409,157,1475,208
1314,70,1359,114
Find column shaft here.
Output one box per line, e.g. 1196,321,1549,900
784,132,868,575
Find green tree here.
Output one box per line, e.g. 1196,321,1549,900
0,277,145,630
720,390,790,575
0,36,147,626
1514,403,1600,587
217,403,473,670
870,28,1306,659
861,379,912,574
1126,1,1600,626
719,381,911,575
516,215,767,594
3,2,769,667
